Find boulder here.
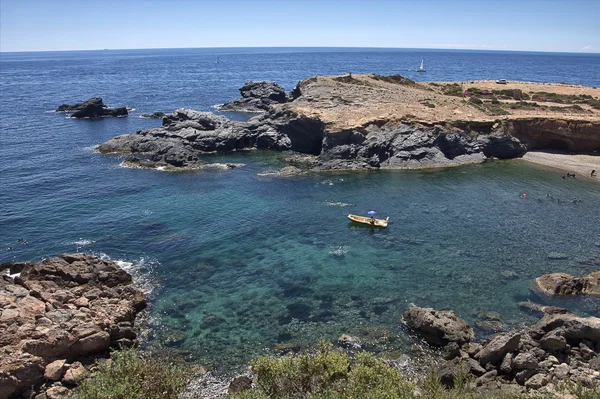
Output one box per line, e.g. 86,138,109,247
44,359,66,381
62,362,87,386
57,97,128,119
45,386,71,399
524,373,549,389
476,333,521,365
402,304,474,346
535,314,600,344
512,352,539,370
539,330,568,351
532,271,600,297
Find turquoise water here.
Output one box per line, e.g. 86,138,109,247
1,48,599,373
141,155,600,370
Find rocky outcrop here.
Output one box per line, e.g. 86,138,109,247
219,81,287,112
56,97,128,118
402,304,474,346
532,271,600,297
407,304,600,393
97,108,324,169
0,254,146,398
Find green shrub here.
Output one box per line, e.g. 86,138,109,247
468,97,483,105
75,347,192,399
442,83,464,97
371,74,416,85
247,343,414,399
334,74,365,85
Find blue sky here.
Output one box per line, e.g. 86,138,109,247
1,0,599,53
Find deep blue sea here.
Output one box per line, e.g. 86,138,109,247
1,48,599,372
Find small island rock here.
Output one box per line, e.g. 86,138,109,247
56,97,128,118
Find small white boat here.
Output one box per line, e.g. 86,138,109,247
348,214,390,227
416,59,426,72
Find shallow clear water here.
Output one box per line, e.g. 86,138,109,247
1,48,599,372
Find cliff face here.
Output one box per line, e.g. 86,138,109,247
508,119,600,152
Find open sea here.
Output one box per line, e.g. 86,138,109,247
1,48,599,372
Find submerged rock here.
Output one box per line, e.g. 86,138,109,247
401,304,474,346
57,97,128,118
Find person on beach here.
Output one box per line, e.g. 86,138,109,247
592,170,597,177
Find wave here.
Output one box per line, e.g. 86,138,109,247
71,238,96,246
324,201,355,207
328,245,349,257
97,253,159,296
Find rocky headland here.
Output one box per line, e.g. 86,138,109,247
96,75,600,174
0,254,146,398
57,97,128,119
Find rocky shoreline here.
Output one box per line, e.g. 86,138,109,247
0,254,146,398
2,253,598,398
95,76,600,174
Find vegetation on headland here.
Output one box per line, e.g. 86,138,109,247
75,347,193,399
371,74,416,86
74,345,599,399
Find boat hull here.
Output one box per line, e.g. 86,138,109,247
347,214,389,227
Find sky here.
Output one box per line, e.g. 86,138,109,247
1,0,599,53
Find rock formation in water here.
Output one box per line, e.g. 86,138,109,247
532,271,600,297
57,97,128,118
97,75,600,171
403,304,600,394
0,254,146,398
219,81,287,112
141,111,166,119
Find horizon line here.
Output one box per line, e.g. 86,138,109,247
1,45,599,55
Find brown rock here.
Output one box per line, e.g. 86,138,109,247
532,271,600,297
402,304,474,346
62,361,87,386
45,385,71,399
72,297,89,307
0,254,146,397
44,359,66,381
75,331,111,354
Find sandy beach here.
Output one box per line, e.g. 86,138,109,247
522,151,600,181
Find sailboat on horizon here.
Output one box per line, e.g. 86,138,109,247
416,59,426,72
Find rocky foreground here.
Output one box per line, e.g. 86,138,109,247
402,303,600,396
96,76,600,172
0,254,146,398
